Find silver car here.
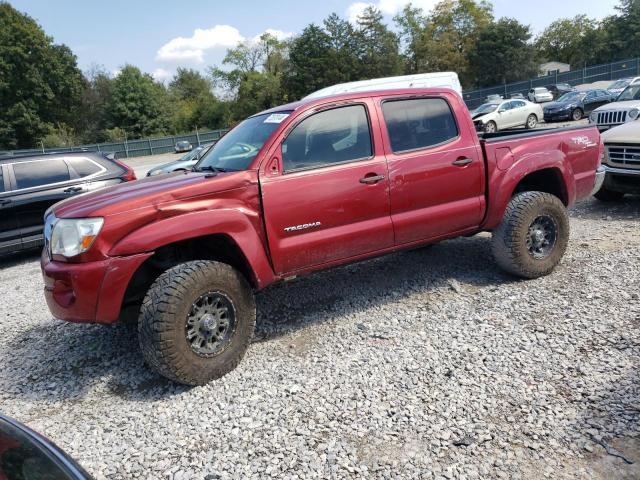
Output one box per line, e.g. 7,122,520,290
147,144,213,176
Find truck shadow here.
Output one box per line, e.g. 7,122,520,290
2,234,511,403
571,195,640,221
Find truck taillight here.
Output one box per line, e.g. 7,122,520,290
113,158,137,181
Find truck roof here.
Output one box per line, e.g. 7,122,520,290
255,87,462,117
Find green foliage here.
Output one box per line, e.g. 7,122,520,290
0,2,85,149
536,15,603,67
469,18,538,87
41,123,77,148
108,65,172,138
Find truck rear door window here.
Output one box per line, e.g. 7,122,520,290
282,105,372,171
13,159,71,190
382,98,458,153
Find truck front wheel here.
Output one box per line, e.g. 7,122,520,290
138,260,256,385
492,192,569,279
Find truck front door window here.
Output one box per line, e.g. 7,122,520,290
282,105,372,171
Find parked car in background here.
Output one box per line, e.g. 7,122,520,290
0,152,136,256
174,140,193,153
589,80,640,130
40,87,603,385
472,99,543,133
546,83,576,100
0,412,91,479
543,89,614,122
147,143,214,176
594,121,640,201
486,94,503,102
509,93,525,99
607,77,640,97
528,87,554,103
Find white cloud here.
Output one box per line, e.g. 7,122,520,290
152,68,172,83
251,28,294,43
347,0,438,23
111,68,121,78
156,25,244,63
157,26,294,65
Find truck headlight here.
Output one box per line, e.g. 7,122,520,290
50,218,104,257
629,108,639,120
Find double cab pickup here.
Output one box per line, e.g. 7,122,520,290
41,88,605,385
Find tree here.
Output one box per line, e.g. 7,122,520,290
0,2,86,149
535,15,602,68
108,65,172,138
394,4,428,73
469,18,538,87
169,67,213,101
401,0,494,88
353,7,403,79
209,33,289,120
76,64,113,143
285,24,333,99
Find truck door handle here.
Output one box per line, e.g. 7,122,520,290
452,157,473,167
63,186,83,193
359,174,385,184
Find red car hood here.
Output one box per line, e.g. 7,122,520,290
53,170,258,219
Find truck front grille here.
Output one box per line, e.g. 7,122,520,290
597,110,627,126
606,144,640,170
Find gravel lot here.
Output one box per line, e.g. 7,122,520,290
0,196,638,480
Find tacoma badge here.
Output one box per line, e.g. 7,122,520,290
284,222,322,232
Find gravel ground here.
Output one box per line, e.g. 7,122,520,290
0,196,638,479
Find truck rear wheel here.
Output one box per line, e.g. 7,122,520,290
138,260,256,385
492,192,569,279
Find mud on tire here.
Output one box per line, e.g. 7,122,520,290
138,260,256,385
492,191,570,279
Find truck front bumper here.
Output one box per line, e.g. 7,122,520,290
591,166,606,195
41,250,152,324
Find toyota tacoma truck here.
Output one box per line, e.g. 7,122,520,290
41,88,605,385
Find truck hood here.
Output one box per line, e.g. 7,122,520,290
593,100,640,112
602,121,640,143
52,170,257,219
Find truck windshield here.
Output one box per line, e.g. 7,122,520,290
617,85,640,102
195,111,292,171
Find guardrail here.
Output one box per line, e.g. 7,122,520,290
463,57,640,109
0,128,229,160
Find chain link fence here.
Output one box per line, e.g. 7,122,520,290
0,128,229,160
462,57,640,110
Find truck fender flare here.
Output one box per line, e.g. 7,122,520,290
108,209,276,289
486,151,575,229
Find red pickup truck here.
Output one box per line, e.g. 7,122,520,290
41,88,604,385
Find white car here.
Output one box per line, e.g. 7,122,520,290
594,121,640,201
472,99,543,133
528,87,554,103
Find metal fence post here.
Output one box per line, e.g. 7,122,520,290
148,138,153,155
196,126,201,146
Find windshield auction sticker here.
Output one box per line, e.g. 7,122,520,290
264,113,290,124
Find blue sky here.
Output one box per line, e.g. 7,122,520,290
10,0,620,81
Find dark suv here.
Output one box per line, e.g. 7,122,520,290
0,152,136,256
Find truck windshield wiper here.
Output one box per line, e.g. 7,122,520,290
194,165,231,173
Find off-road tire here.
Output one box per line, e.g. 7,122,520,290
138,260,256,385
484,121,497,134
492,192,569,279
594,187,625,202
525,114,538,129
